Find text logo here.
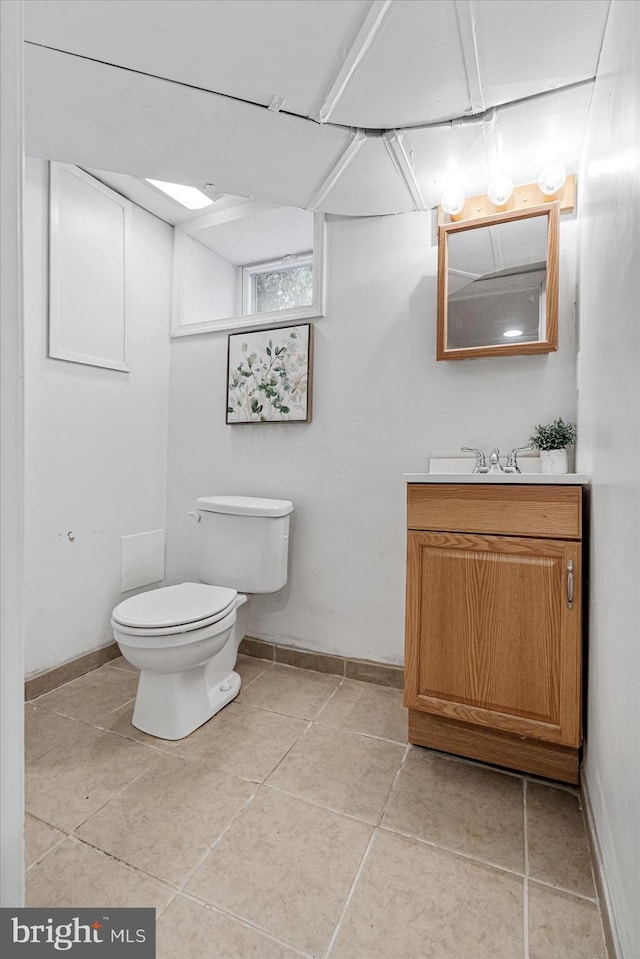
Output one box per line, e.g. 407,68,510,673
1,908,155,956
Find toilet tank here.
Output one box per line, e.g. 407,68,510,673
195,496,293,593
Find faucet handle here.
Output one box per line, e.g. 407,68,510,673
461,447,488,473
504,445,533,474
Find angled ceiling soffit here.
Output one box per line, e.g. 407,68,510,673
24,44,352,211
25,32,597,217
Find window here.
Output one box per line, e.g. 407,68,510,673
242,252,313,315
171,206,325,336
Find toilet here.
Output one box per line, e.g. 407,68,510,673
111,495,293,740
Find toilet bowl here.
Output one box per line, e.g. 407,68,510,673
112,582,250,740
112,495,293,740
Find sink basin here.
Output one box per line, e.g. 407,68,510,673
403,459,588,485
427,457,542,475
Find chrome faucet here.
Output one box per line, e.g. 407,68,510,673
503,445,533,474
462,444,533,476
487,449,504,473
461,447,488,473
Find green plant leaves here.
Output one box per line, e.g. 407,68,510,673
227,326,309,422
529,417,577,451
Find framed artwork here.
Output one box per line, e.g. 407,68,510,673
226,323,313,424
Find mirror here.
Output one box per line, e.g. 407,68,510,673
172,201,325,336
437,205,559,360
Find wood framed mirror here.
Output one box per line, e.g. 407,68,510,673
437,204,560,360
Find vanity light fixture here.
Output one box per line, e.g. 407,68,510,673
537,165,567,198
487,175,514,208
440,186,466,220
503,329,524,338
145,178,214,210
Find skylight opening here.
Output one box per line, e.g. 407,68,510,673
145,179,213,210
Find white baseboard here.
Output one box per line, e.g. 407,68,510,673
581,776,622,959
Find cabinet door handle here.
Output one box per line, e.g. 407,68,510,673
567,560,574,609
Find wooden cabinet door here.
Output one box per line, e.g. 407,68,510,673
405,530,581,747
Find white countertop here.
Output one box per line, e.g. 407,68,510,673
404,472,589,485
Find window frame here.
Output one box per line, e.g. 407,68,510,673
171,205,326,337
241,251,313,316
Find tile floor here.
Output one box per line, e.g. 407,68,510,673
25,656,607,959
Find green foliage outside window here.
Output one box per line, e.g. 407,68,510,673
254,264,313,313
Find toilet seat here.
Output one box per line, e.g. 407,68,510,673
112,582,237,635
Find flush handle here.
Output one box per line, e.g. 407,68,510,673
567,560,574,609
187,510,201,523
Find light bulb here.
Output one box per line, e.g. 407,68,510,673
440,187,466,217
487,175,513,207
538,165,566,197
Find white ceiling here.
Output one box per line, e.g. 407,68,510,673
85,169,253,225
23,0,611,218
195,207,314,266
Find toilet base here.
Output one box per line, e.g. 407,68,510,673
132,667,241,740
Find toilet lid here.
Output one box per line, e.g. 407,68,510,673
112,582,237,629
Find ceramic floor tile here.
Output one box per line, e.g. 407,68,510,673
104,655,138,674
382,748,525,871
267,723,404,822
330,830,524,959
235,654,273,689
173,702,308,782
316,678,408,742
528,880,607,959
24,703,87,764
25,723,158,832
76,753,255,886
24,661,608,955
237,663,341,719
24,815,66,868
527,782,596,897
96,701,180,751
32,665,139,724
26,838,174,910
185,787,372,956
156,895,301,959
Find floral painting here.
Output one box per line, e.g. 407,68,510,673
226,324,313,424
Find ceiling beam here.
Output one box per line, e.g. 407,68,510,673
173,200,276,238
454,0,486,115
383,132,426,211
307,130,367,210
317,0,395,124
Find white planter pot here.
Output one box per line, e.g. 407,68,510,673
539,449,568,474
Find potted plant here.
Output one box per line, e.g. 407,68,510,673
529,418,577,474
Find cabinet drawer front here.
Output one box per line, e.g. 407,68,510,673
407,484,581,539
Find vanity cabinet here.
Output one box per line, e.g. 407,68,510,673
404,483,583,783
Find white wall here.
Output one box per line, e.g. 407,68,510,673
0,0,25,907
23,157,173,677
183,234,237,324
166,210,579,664
576,2,640,956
